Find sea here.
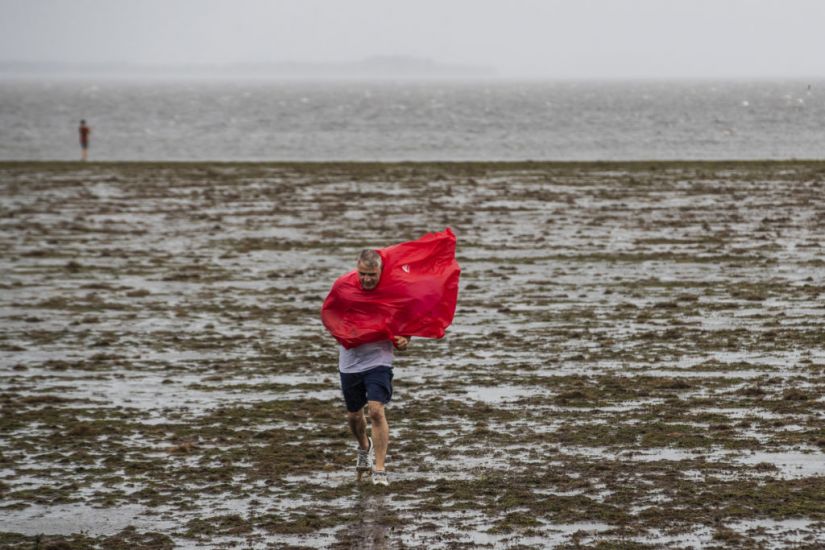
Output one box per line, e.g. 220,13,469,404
0,78,822,161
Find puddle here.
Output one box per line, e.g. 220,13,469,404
0,504,177,536
462,385,549,403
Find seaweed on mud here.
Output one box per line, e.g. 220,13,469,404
2,161,825,547
182,514,253,537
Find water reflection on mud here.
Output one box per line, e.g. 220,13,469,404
344,493,390,550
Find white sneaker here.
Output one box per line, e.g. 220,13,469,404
356,437,373,473
372,469,389,486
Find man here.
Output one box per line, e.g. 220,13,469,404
338,249,409,486
79,120,91,161
323,230,460,484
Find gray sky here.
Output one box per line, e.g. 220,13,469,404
1,0,824,78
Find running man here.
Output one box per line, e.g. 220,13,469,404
322,229,460,486
79,120,91,161
338,249,409,486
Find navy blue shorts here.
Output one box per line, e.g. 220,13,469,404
339,366,393,412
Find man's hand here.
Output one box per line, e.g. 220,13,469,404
393,335,410,351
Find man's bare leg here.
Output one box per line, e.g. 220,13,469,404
367,400,388,471
347,409,369,450
348,408,372,480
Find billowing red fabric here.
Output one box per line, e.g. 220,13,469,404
321,228,460,349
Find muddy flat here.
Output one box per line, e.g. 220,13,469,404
1,161,824,548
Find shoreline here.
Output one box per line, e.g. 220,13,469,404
3,158,825,169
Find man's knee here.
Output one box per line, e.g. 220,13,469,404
346,409,364,422
367,402,385,423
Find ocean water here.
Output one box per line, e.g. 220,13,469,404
0,78,822,161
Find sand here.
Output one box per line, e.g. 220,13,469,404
1,161,824,548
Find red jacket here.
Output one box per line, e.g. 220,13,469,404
322,228,460,349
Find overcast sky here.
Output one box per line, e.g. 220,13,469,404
1,0,824,78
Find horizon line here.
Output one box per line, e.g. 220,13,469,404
1,60,824,81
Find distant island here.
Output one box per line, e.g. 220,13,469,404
0,56,497,79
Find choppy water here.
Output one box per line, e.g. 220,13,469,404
0,78,823,161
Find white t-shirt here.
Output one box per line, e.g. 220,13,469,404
338,340,394,373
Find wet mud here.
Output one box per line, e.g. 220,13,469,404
1,161,825,548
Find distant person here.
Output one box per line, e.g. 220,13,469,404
79,120,91,161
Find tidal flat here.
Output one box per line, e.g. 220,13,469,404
1,161,824,549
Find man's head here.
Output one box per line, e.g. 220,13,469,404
356,249,382,290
